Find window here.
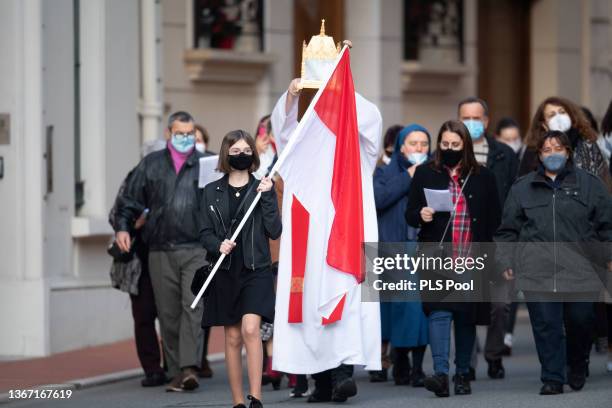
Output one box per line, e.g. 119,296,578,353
404,0,464,64
193,0,264,52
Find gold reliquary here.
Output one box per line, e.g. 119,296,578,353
299,20,341,89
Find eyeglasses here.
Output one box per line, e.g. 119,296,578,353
172,132,195,139
229,148,253,155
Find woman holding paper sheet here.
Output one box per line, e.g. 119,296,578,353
406,120,502,398
198,130,282,408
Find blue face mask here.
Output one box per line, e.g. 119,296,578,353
171,133,195,153
407,152,428,165
463,120,485,140
542,153,567,173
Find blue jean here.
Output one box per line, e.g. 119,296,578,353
428,310,476,375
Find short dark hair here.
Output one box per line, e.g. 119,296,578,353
167,111,194,129
495,117,520,136
194,124,210,144
217,130,260,174
383,125,403,150
457,97,489,117
536,130,574,164
432,120,480,175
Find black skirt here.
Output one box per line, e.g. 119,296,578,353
201,261,275,327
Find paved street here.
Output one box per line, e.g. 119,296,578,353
6,313,612,408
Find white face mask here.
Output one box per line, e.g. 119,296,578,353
195,142,206,153
381,155,391,165
547,113,571,132
506,139,523,154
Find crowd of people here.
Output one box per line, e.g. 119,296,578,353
108,78,612,407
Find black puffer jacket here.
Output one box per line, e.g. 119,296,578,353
115,147,205,251
494,164,612,293
199,174,281,270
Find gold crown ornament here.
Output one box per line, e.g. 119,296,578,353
299,20,341,89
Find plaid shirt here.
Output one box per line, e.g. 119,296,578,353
447,168,472,258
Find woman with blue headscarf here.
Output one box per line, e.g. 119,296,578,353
370,124,431,386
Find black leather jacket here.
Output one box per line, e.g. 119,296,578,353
199,174,282,270
115,147,205,251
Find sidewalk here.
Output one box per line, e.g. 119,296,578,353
0,327,224,393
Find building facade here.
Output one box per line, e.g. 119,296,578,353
1,0,611,357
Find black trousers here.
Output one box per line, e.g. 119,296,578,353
312,365,354,393
130,270,164,375
525,295,594,384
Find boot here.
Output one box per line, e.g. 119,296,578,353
424,373,449,397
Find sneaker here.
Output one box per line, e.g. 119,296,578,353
141,371,167,387
424,373,449,397
606,361,612,372
181,367,199,391
165,374,183,392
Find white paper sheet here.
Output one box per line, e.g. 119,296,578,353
198,155,224,188
424,188,454,212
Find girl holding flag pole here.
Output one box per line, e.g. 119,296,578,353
198,130,282,408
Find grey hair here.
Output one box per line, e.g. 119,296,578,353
457,97,489,117
167,111,194,129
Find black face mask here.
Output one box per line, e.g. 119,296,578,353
440,149,463,168
228,152,254,171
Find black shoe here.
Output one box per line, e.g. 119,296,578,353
290,375,309,398
454,373,472,395
424,374,449,397
331,378,357,402
307,387,332,403
391,348,411,385
567,369,586,391
468,367,476,381
247,395,263,408
487,359,505,379
368,369,388,383
540,382,563,395
233,405,247,408
141,371,167,387
502,345,512,356
410,368,425,387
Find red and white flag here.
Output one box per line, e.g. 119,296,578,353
271,48,381,374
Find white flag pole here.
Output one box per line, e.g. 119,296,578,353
191,45,350,309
